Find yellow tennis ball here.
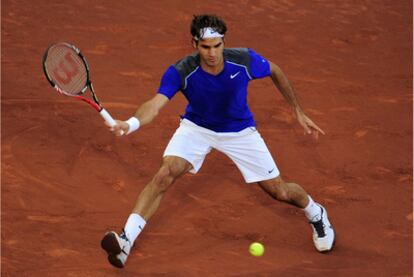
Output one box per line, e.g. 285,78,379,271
249,242,265,257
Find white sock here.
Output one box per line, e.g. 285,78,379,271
303,196,322,222
124,213,146,245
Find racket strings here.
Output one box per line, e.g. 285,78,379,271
45,45,88,95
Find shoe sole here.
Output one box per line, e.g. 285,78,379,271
101,232,122,254
108,254,125,268
101,232,125,268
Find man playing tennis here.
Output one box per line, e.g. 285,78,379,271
101,14,335,268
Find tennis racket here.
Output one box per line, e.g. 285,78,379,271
42,42,121,132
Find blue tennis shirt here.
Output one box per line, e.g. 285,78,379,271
158,48,271,132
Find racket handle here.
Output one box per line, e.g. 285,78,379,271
100,108,124,135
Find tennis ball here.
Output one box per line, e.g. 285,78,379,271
249,242,265,257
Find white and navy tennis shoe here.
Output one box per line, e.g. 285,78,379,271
101,230,132,268
309,204,336,252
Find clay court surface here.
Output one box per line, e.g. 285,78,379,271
2,0,413,276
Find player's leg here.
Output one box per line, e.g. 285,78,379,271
216,128,335,253
257,176,308,208
101,156,192,268
101,119,212,268
132,155,192,220
258,177,335,252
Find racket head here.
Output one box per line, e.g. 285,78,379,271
42,42,91,96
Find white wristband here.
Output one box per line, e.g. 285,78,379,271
126,117,140,135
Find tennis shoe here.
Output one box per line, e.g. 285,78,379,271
309,204,335,252
101,230,131,268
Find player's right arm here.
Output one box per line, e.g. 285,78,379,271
109,93,169,136
110,64,181,136
133,93,169,126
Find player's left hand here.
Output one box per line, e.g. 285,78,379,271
296,111,325,139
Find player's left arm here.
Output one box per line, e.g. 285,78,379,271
268,61,325,137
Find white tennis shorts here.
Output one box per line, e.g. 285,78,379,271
163,119,280,183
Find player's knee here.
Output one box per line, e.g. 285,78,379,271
259,178,289,202
153,162,184,190
153,165,174,191
267,185,289,201
167,161,187,178
274,187,289,202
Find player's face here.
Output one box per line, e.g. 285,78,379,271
194,38,224,68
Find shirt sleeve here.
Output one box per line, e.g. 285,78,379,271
157,65,181,99
248,49,271,79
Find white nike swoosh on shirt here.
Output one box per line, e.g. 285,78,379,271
230,72,240,79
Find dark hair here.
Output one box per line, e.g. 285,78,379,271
190,14,227,40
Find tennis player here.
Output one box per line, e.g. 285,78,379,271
101,14,335,268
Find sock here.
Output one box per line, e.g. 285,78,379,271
123,213,146,246
303,196,322,222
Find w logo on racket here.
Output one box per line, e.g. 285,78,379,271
52,52,80,85
43,42,119,130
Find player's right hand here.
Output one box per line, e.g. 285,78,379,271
105,120,129,136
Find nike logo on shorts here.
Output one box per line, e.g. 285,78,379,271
230,72,240,79
268,168,275,174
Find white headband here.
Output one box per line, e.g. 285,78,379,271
195,27,224,40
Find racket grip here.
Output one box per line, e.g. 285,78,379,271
100,108,116,126
100,108,125,135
